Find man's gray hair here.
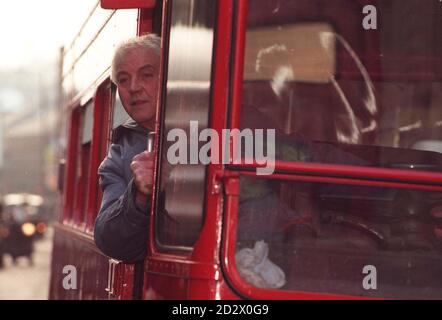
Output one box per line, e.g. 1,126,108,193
111,33,161,82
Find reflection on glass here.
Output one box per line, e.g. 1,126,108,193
156,0,216,248
244,23,336,85
241,0,442,172
235,175,442,298
112,90,130,130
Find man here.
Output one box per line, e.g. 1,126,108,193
94,34,160,262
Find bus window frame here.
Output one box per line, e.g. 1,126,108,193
62,105,81,224
227,0,442,184
222,170,442,299
61,78,113,232
72,100,93,230
85,79,113,233
143,0,236,282
149,0,218,255
222,0,442,300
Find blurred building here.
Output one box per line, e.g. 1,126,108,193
0,68,59,217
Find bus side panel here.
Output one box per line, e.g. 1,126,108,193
143,271,242,299
144,259,189,299
188,279,241,300
144,274,188,299
49,226,112,300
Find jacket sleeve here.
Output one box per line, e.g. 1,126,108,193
94,143,150,262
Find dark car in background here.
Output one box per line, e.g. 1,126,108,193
0,193,47,265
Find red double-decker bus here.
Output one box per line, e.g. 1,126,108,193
49,0,442,299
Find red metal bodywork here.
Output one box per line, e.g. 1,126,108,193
101,0,155,9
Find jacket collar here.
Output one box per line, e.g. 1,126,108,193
112,118,149,142
122,118,149,133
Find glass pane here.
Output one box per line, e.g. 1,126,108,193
240,0,442,172
244,23,336,84
156,0,216,248
235,175,442,298
82,101,94,145
112,89,130,129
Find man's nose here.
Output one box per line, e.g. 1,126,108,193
129,77,141,92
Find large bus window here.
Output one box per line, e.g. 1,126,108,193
235,175,442,298
239,0,442,172
155,0,216,248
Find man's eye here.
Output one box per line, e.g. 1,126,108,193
118,77,128,84
141,73,153,80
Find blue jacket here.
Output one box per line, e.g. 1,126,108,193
94,120,150,262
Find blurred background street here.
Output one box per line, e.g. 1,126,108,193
0,0,94,300
0,228,53,300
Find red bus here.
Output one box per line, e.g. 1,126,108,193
49,0,442,299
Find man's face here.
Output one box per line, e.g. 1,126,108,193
115,47,160,129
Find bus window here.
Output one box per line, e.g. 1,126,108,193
82,101,94,144
85,81,113,231
155,0,216,249
89,85,129,226
229,0,442,299
62,109,80,223
72,101,94,227
111,88,130,131
239,0,442,172
235,175,442,298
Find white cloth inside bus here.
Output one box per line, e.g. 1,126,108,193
235,240,286,289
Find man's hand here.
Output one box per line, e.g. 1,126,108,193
130,151,155,204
